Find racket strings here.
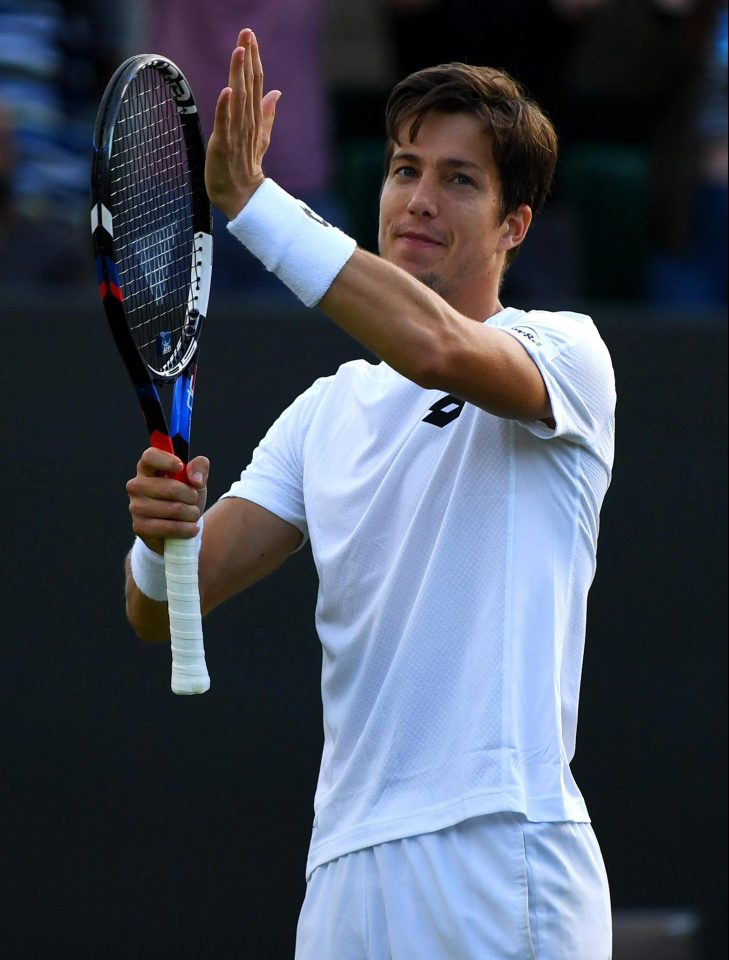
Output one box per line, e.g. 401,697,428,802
109,67,202,372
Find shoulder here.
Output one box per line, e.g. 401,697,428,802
278,358,384,425
494,308,616,441
495,308,612,371
310,357,392,401
493,307,602,348
291,358,376,404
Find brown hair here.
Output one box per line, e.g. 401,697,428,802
384,63,558,261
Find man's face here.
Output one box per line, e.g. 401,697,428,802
378,111,508,309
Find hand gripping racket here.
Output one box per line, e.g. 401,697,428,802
91,55,213,694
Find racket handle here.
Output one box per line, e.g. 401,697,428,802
165,536,210,695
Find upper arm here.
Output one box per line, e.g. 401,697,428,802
320,250,551,422
198,496,303,615
429,323,553,422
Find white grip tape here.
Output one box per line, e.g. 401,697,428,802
165,536,210,695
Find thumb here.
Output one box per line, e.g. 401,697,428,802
261,89,281,137
186,455,210,489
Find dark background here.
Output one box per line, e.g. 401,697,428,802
1,286,726,958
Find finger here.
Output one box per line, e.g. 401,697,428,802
131,495,202,523
250,32,264,125
228,46,246,129
137,449,196,490
212,86,232,140
242,33,256,127
127,474,200,506
138,447,183,477
132,515,202,542
229,39,246,90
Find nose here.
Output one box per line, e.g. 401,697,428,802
406,176,438,219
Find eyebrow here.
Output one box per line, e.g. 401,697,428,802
390,151,484,173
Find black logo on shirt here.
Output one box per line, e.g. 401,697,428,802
510,325,542,347
423,394,465,428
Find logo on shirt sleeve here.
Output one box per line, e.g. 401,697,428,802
510,325,542,347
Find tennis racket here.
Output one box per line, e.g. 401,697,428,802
91,55,213,695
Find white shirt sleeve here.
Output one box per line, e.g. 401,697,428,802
499,310,616,445
220,375,332,541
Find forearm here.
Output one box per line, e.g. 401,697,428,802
124,551,171,643
320,248,455,388
123,507,299,644
197,498,303,613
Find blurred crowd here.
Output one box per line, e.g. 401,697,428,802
0,0,725,306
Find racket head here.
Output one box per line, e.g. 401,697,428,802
91,55,212,391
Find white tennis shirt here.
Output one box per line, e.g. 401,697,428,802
222,307,616,878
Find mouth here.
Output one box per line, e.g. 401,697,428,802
395,231,445,249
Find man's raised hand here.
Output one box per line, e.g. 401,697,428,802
205,28,281,220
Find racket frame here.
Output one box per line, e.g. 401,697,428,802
91,55,213,694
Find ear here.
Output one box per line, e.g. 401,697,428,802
498,204,533,252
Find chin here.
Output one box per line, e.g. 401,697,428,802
416,271,446,295
382,248,447,297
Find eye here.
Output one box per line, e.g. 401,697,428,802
452,173,475,187
394,165,417,179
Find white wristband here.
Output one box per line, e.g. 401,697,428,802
130,517,204,602
130,537,167,601
227,179,357,306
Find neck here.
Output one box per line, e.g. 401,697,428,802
415,262,506,322
437,284,504,323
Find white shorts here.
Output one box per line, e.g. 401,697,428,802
295,813,612,960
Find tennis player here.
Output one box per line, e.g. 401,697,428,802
126,28,615,959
